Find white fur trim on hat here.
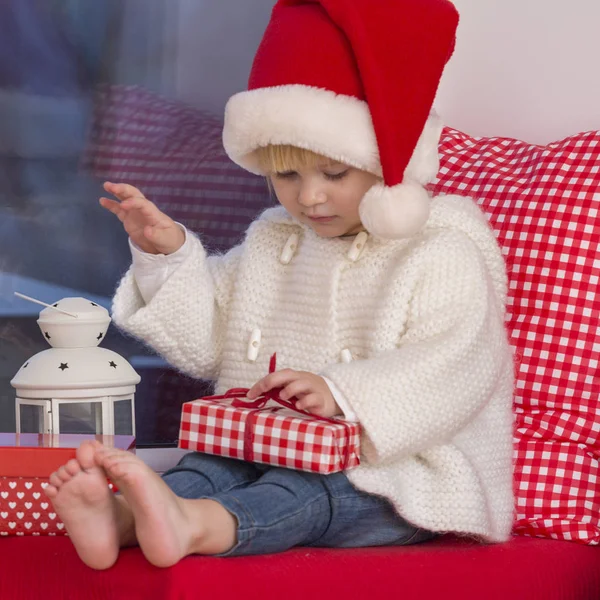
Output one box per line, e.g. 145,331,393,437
223,85,381,176
224,85,443,180
359,180,431,239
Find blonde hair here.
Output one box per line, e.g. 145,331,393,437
254,144,338,174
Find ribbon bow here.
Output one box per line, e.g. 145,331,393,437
204,354,312,414
202,353,355,470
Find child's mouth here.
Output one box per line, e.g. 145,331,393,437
307,215,336,223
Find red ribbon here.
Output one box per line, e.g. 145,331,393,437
201,353,355,469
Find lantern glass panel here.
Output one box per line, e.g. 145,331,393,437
58,401,102,434
114,398,134,436
19,403,46,434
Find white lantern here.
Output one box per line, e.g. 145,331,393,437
10,297,140,436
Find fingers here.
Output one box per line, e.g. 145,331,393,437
295,393,322,413
245,369,339,418
279,378,313,401
100,194,151,212
247,369,300,399
99,197,125,219
100,182,152,217
99,193,158,224
103,181,146,202
296,394,342,419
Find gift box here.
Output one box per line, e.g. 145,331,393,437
178,355,360,474
0,433,135,536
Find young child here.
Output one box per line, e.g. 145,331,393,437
44,0,515,570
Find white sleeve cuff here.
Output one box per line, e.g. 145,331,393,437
322,376,359,422
130,223,192,304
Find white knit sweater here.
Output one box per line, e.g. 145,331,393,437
112,194,515,542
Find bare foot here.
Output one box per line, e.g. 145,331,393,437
95,448,238,566
44,440,122,570
95,447,200,567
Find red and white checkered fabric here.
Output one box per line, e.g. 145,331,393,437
429,128,600,544
179,398,360,474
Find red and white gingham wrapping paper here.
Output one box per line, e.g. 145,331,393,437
179,398,360,474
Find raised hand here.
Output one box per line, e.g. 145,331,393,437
99,182,185,255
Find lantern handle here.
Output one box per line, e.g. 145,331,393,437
14,292,79,318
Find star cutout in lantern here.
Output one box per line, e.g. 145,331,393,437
45,332,51,340
109,361,118,368
59,363,69,371
97,332,103,340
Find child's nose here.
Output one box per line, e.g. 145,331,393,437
298,187,327,207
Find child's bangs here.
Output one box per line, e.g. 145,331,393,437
254,144,334,174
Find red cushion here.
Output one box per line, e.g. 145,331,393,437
429,128,600,544
0,536,598,600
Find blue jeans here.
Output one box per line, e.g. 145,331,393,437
162,452,436,557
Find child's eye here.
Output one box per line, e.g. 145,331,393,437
324,170,349,181
275,171,297,179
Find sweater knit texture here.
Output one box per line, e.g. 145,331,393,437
112,194,515,542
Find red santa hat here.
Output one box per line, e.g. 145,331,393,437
223,0,459,239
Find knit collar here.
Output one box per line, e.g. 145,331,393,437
256,205,398,249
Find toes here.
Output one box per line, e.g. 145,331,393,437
78,440,101,470
101,456,125,477
102,455,140,483
49,472,63,489
90,440,104,452
47,459,82,490
57,465,73,483
103,461,124,480
43,483,58,498
64,459,82,477
97,448,128,468
94,447,115,467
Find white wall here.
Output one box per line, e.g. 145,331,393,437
173,0,599,143
435,0,600,143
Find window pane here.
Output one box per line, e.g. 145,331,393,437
0,0,274,445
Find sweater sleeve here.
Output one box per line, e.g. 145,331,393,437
321,231,512,465
129,223,191,304
111,232,243,381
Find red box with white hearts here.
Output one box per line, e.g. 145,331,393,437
0,433,135,536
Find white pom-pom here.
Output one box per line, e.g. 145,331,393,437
359,181,431,239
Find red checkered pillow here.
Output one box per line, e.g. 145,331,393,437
429,128,600,544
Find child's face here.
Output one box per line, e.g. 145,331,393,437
269,162,379,237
